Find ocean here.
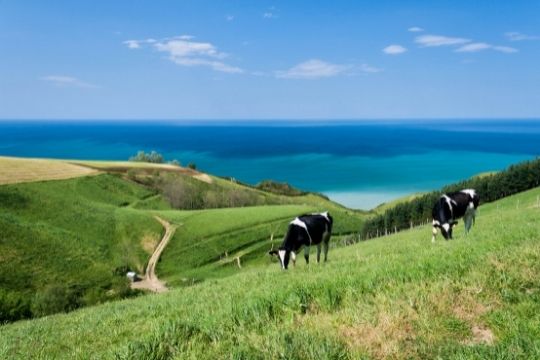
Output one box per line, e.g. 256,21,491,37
1,120,539,209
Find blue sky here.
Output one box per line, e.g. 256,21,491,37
0,0,539,120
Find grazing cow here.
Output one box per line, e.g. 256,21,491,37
269,212,333,269
432,189,480,241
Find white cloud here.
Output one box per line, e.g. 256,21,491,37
454,42,491,52
276,59,349,79
455,42,518,53
359,64,382,73
414,33,518,54
124,40,141,49
41,75,98,88
383,44,407,55
408,27,424,32
275,59,380,79
505,31,539,41
124,35,242,73
123,38,158,49
154,39,226,59
415,34,471,47
492,45,518,53
263,12,277,19
226,15,234,21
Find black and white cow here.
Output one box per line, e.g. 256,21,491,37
269,212,333,269
432,189,480,241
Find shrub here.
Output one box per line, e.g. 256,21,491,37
110,277,134,299
81,288,108,307
126,169,137,181
256,180,306,196
0,290,32,323
31,285,75,317
129,150,164,164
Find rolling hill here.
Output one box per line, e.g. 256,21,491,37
0,156,364,322
0,183,539,358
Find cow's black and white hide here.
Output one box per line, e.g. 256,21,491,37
432,189,480,241
269,212,333,269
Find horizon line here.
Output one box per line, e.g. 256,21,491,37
1,118,540,124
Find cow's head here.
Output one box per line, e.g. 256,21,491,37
438,220,458,239
268,248,290,270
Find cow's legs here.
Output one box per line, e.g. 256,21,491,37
432,226,438,243
323,236,330,262
316,243,322,263
291,251,296,267
304,246,310,264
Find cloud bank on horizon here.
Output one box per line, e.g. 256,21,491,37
0,0,539,119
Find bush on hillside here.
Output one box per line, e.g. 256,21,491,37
255,180,306,196
0,290,32,323
129,150,164,164
157,173,262,210
161,177,203,209
31,285,76,317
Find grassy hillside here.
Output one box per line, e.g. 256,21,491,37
0,174,164,321
0,157,364,322
128,167,357,213
372,192,425,214
1,187,539,359
156,204,362,285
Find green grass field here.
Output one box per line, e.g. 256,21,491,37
0,174,164,320
156,204,363,285
0,157,364,323
1,185,539,359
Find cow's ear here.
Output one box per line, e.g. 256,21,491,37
268,250,278,256
451,220,459,227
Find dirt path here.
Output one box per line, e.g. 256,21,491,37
131,216,177,293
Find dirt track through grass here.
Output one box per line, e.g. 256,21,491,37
131,216,177,293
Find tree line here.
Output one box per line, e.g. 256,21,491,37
129,150,196,169
361,157,540,240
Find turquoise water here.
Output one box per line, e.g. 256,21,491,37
0,120,539,209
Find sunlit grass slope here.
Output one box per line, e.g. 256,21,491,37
372,192,425,214
1,187,538,359
0,156,98,185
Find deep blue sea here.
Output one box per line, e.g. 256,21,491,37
1,120,539,209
